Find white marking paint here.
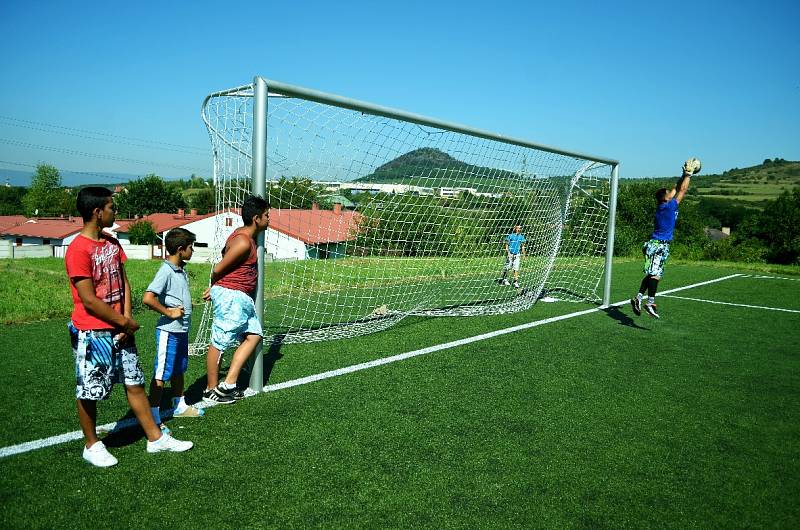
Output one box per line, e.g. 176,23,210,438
660,294,800,313
0,273,743,460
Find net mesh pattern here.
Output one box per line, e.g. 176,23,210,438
190,82,612,351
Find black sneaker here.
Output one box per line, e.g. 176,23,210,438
630,297,642,316
202,387,235,406
643,302,660,319
214,383,246,401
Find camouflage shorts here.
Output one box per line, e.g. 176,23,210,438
642,239,670,278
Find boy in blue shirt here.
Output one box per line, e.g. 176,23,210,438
143,228,204,431
631,160,697,319
498,225,526,289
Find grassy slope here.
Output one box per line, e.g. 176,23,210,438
0,261,799,528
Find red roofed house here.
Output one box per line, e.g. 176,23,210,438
0,216,83,249
267,203,360,260
0,215,28,234
114,204,359,261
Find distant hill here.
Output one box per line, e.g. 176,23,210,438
620,159,799,208
690,159,799,205
356,147,523,191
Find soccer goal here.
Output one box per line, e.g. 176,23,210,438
191,76,619,361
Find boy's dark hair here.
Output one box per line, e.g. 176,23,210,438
76,187,113,221
165,228,196,255
655,188,669,203
241,194,269,226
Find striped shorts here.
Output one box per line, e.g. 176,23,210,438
153,329,189,381
69,322,145,400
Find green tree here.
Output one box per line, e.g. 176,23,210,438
127,220,159,244
268,177,323,209
753,188,800,264
21,164,71,216
115,174,186,217
614,181,661,256
189,186,216,214
0,186,26,215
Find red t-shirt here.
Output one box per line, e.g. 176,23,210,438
65,233,128,330
214,230,258,297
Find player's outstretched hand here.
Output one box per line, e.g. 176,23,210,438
683,157,701,176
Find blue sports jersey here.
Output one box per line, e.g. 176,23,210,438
650,198,679,241
506,233,526,254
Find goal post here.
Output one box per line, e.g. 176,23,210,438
194,75,619,392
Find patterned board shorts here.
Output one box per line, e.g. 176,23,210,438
504,254,522,272
210,285,263,352
153,329,189,381
643,239,670,278
68,322,146,400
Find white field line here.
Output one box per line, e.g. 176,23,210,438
0,273,742,460
661,294,800,313
737,274,800,281
261,274,743,394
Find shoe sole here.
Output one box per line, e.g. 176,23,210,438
173,408,205,417
630,299,641,316
83,456,117,467
202,397,235,406
147,443,194,453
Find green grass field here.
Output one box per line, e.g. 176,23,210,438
1,260,799,528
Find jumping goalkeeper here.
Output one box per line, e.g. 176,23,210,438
631,158,700,319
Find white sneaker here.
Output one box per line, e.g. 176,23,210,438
502,279,511,286
82,441,118,467
513,282,520,288
146,433,193,453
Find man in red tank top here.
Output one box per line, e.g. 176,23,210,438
202,195,270,405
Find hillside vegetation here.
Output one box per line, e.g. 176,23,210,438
357,147,523,190
626,158,800,207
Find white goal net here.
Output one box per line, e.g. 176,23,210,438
190,78,617,350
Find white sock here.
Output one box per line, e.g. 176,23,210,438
636,293,643,300
648,297,655,304
219,381,236,390
151,407,161,425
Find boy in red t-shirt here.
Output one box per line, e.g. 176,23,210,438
65,187,193,467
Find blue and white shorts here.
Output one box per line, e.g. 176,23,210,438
504,253,522,272
210,285,263,351
69,322,146,400
643,239,670,278
153,329,189,381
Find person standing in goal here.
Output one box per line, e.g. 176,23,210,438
202,195,269,405
631,158,700,319
498,225,526,289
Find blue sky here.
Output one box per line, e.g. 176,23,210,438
1,0,798,185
